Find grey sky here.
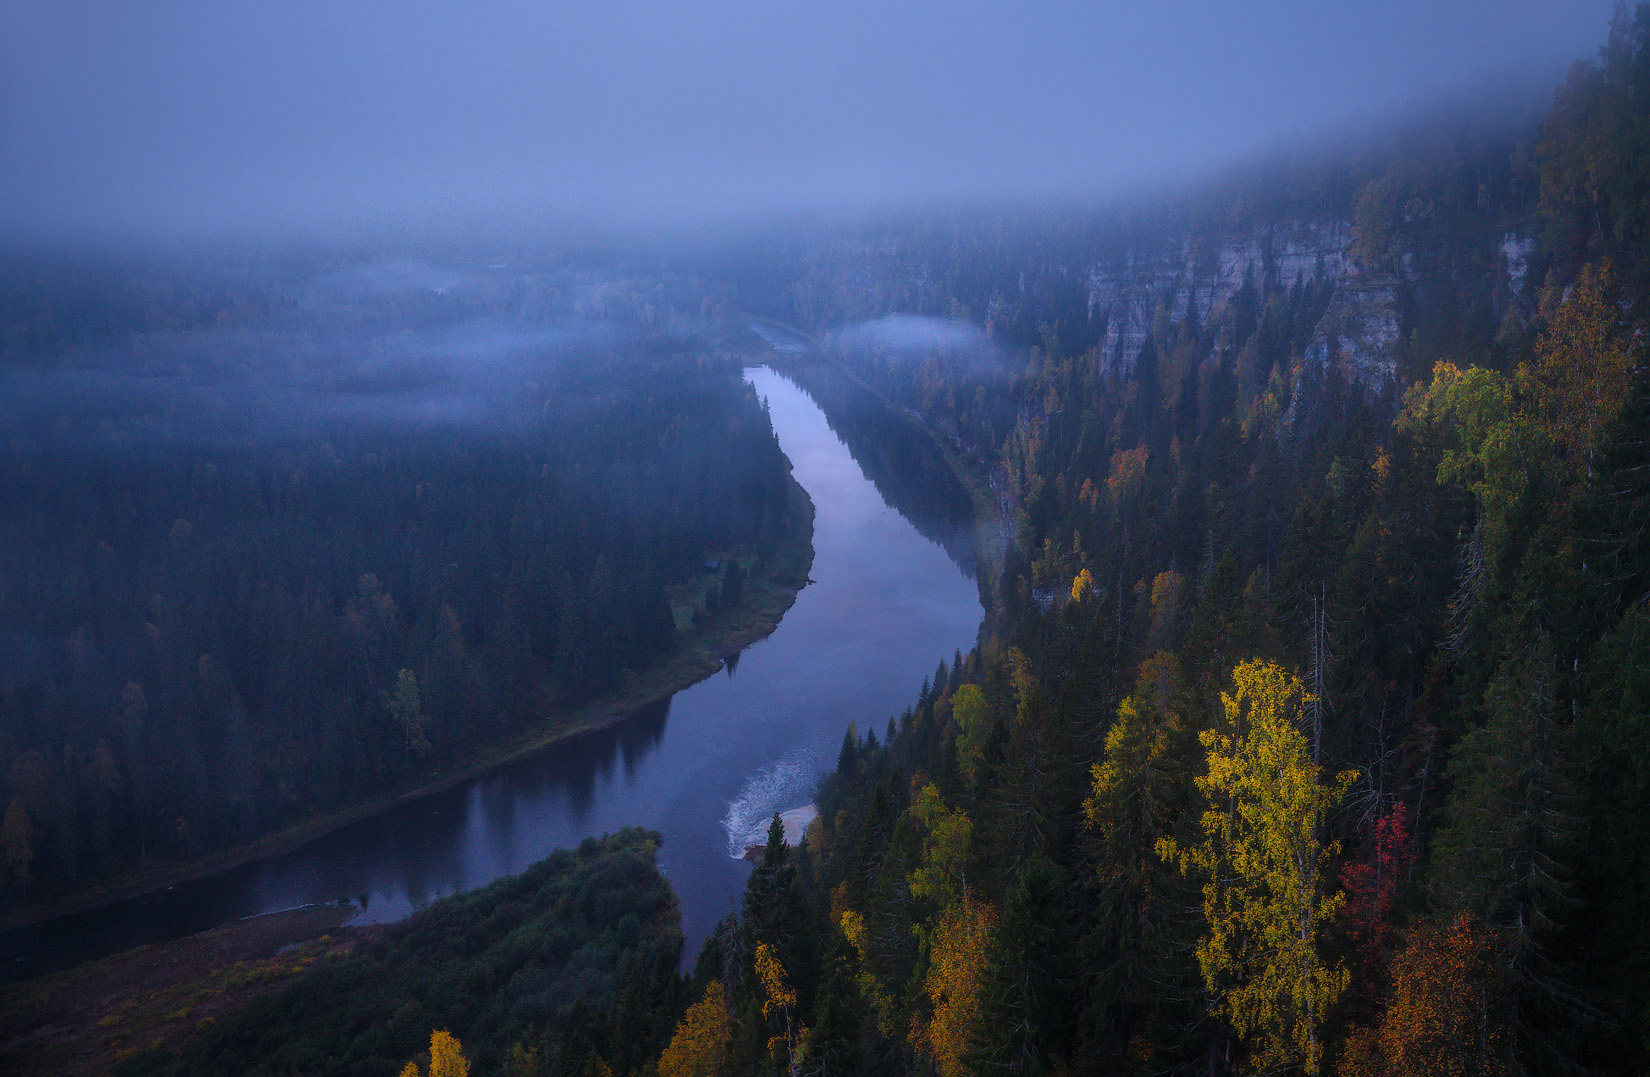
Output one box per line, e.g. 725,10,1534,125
0,0,1619,242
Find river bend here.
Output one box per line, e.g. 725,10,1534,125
1,365,982,980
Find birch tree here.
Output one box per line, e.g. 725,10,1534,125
1159,660,1356,1074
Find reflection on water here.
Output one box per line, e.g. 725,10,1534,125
782,361,983,579
1,365,982,982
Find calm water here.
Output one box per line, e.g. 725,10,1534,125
1,365,982,981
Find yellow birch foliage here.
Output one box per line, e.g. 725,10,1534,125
839,906,899,1036
755,942,807,1070
1159,660,1356,1075
755,941,797,1022
401,1030,469,1077
919,897,996,1077
429,1030,470,1077
950,685,990,781
1400,364,1524,516
658,981,732,1077
908,783,972,908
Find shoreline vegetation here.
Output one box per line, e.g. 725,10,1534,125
0,473,814,937
0,904,366,1076
2,831,681,1077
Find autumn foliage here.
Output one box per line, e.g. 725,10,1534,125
658,981,733,1077
399,1029,470,1077
1161,660,1356,1075
1526,262,1633,481
1337,803,1414,979
918,897,996,1077
756,941,807,1072
1340,916,1517,1077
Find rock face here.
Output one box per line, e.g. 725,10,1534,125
792,209,1538,425
1086,218,1540,410
1088,219,1394,385
1501,232,1537,294
1304,275,1403,388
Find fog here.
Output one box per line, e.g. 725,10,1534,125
0,0,1615,243
830,316,993,358
827,315,1008,379
0,260,703,448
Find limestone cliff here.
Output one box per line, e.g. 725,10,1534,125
1083,215,1537,424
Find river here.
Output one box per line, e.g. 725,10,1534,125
0,363,983,982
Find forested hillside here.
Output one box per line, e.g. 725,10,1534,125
125,828,686,1077
9,7,1650,1076
0,258,805,907
543,9,1650,1076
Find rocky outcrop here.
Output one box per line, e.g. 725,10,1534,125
1501,232,1536,294
1088,219,1389,383
1090,218,1541,409
1303,275,1402,388
790,209,1539,422
740,804,818,861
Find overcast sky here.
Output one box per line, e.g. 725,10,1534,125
0,0,1620,243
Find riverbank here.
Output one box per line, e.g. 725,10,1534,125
0,903,370,1075
0,477,815,937
739,803,818,861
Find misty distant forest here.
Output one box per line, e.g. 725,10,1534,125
5,2,1650,1077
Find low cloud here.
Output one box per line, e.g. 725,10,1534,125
826,314,1008,379
0,0,1613,243
0,264,695,451
829,315,993,356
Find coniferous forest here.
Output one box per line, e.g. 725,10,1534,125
0,259,803,903
8,5,1650,1077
